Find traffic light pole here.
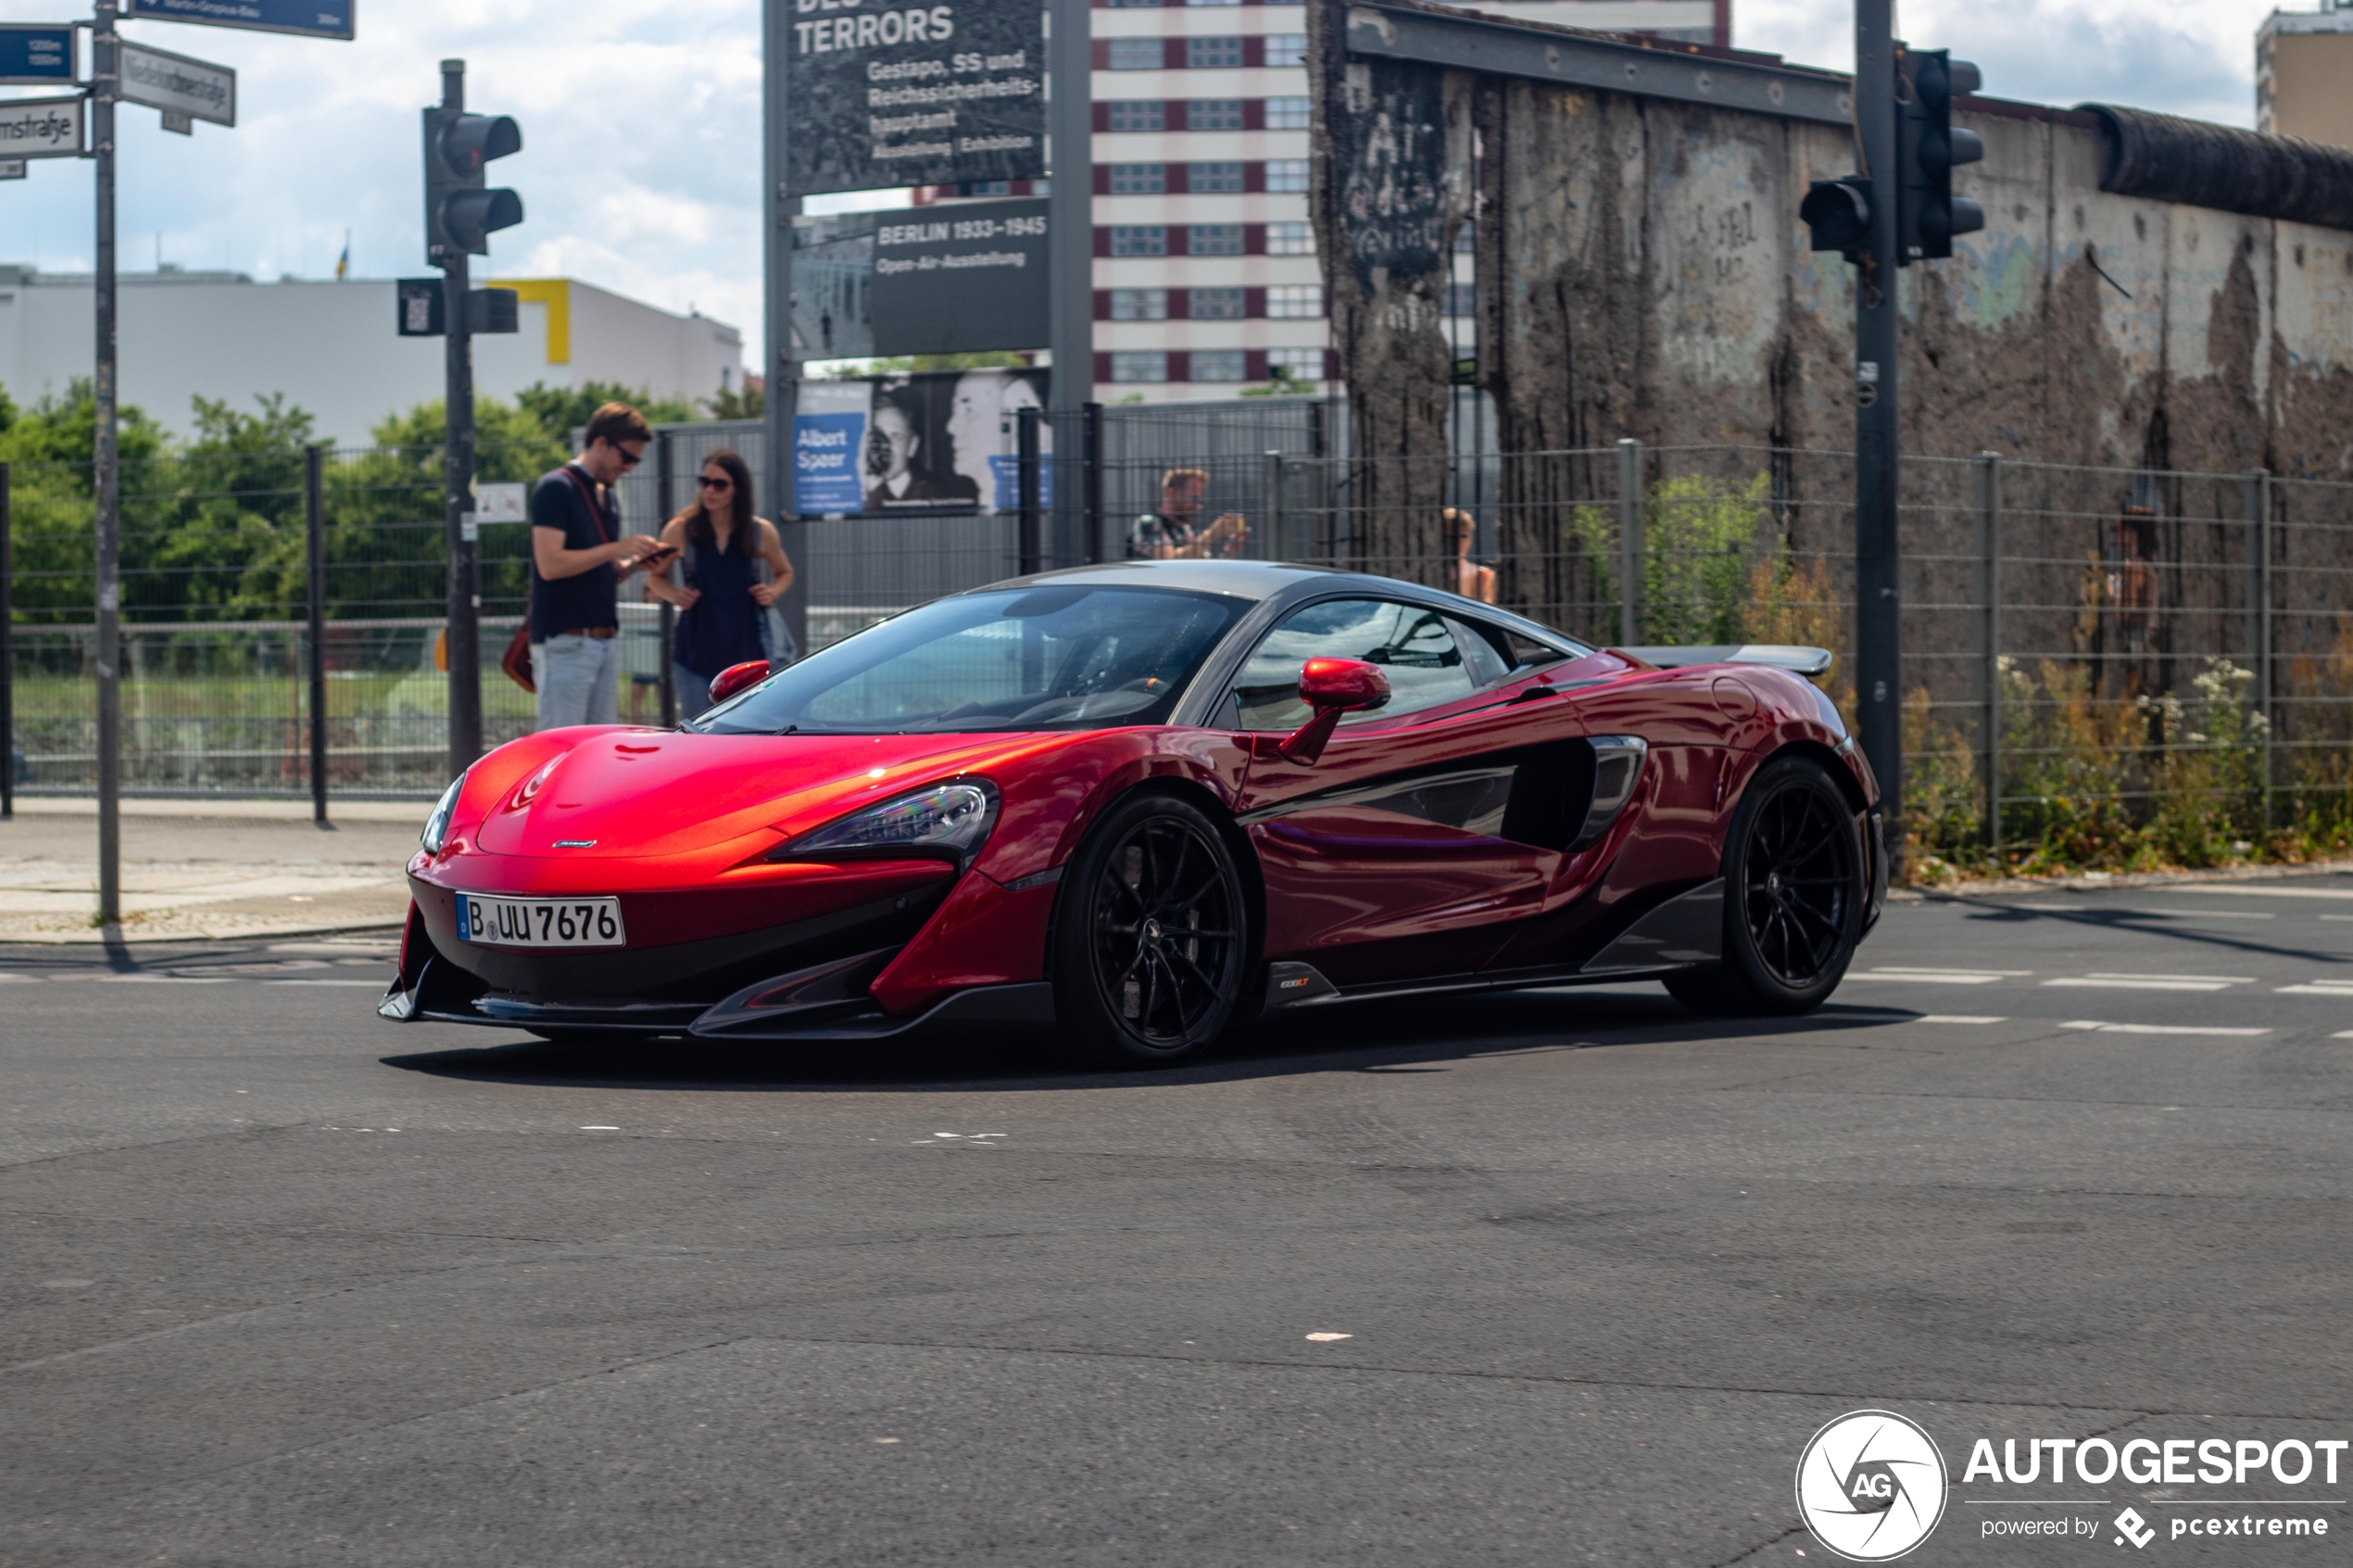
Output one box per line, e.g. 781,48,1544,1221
1047,0,1093,564
1853,0,1903,871
93,0,121,930
438,58,483,777
761,0,807,660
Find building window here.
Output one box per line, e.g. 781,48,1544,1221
1445,282,1476,317
1265,221,1314,256
1108,38,1164,69
1453,220,1475,254
1107,100,1166,132
1186,36,1244,69
1265,158,1310,193
956,181,1011,196
1186,0,1240,6
1191,350,1247,382
1110,163,1167,194
1112,225,1169,257
1266,283,1322,318
1110,0,1161,6
1112,351,1169,383
1189,224,1244,256
1269,347,1324,381
1186,98,1244,132
1265,95,1311,130
1189,161,1244,194
1265,33,1308,67
1189,287,1246,319
1112,288,1169,320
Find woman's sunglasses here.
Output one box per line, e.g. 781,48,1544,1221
698,475,733,490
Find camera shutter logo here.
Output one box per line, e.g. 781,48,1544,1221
1794,1410,1948,1561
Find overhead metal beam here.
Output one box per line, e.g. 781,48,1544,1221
1342,4,1854,127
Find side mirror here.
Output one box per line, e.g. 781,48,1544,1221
1277,657,1390,764
708,659,770,708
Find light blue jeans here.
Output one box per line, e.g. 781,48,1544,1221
532,633,622,729
674,663,719,722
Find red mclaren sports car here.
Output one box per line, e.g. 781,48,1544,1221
382,560,1884,1066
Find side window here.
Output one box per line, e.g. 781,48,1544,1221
1229,598,1476,730
1444,617,1513,687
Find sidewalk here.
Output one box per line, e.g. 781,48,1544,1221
0,804,419,944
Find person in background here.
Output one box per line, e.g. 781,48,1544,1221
530,402,664,730
1446,508,1497,604
1127,468,1249,559
645,448,797,721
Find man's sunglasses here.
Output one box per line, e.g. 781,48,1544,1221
698,475,733,490
618,446,645,470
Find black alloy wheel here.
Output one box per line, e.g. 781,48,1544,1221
1053,791,1249,1068
1667,755,1863,1016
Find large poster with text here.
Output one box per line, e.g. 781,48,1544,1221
783,0,1045,196
792,369,1051,517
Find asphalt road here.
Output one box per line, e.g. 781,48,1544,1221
4,875,2350,1565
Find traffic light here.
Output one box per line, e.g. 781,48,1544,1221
423,105,522,266
1801,177,1872,264
1894,48,1983,263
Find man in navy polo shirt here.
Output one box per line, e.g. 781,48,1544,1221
529,402,664,729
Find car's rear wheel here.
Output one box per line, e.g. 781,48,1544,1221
1666,755,1863,1016
1052,791,1248,1069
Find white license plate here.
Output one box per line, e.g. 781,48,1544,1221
455,894,626,948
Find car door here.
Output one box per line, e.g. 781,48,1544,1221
1227,596,1585,987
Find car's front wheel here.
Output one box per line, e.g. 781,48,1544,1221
1666,754,1864,1016
1052,791,1249,1069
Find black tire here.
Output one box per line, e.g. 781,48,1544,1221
1665,755,1863,1016
1051,790,1250,1069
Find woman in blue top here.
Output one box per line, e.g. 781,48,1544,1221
645,449,797,720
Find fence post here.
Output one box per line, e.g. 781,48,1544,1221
305,445,328,826
1264,450,1285,559
0,461,11,820
1973,452,2000,856
2256,468,2274,827
656,429,677,726
1082,402,1104,565
1016,405,1043,575
1616,438,1642,646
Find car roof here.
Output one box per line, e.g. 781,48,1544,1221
974,558,1336,600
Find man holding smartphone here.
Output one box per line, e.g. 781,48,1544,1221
529,402,669,730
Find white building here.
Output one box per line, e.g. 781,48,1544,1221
0,266,745,445
917,0,1722,402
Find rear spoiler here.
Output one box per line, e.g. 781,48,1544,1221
1617,644,1834,677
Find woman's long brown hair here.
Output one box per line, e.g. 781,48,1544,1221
667,448,757,558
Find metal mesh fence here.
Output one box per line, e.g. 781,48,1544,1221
4,402,2349,862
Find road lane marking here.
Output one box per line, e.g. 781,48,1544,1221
1850,968,2031,984
261,979,385,987
2169,884,2353,899
2043,973,2253,991
2275,983,2353,996
2058,1020,2271,1036
1916,1015,2007,1024
2128,908,2276,920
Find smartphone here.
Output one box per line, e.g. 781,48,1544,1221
633,544,680,570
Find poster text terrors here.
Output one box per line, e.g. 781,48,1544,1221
785,0,1046,196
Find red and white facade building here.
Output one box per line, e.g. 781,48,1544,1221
924,0,1727,402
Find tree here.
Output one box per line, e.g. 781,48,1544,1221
707,380,763,420
512,381,698,443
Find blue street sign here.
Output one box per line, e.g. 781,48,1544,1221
125,0,353,42
0,25,76,85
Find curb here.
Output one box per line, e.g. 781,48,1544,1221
1894,857,2353,900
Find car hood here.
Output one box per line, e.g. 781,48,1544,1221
469,729,1042,859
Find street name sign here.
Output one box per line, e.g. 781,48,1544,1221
0,94,85,158
785,0,1045,195
120,39,234,127
0,24,76,85
126,0,353,42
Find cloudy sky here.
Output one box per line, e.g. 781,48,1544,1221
0,0,2295,370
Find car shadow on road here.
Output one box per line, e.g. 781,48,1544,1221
380,989,1921,1095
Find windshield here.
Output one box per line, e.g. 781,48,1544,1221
691,585,1249,735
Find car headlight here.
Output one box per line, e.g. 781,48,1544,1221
772,780,999,870
421,771,466,855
